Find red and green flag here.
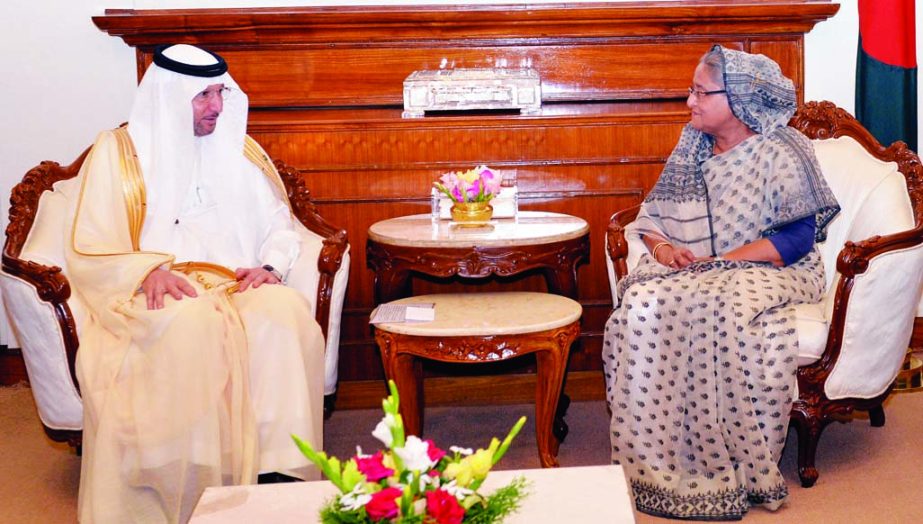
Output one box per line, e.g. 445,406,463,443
856,0,917,151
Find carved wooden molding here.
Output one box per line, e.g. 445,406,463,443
93,2,839,46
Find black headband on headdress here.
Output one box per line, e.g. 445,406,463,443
152,45,228,78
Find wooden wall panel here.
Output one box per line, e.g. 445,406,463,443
750,39,805,103
178,41,750,107
93,1,839,408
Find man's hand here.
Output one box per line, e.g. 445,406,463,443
235,266,281,292
141,268,198,310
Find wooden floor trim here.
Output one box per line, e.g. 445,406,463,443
332,370,606,410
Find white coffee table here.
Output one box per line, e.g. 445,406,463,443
191,464,634,523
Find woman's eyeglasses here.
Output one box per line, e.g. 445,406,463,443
688,87,727,99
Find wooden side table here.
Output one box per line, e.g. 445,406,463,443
373,292,582,468
366,211,589,303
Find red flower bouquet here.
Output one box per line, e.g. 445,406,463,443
293,381,529,523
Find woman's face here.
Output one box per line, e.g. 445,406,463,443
687,63,737,136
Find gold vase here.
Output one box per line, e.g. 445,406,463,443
450,201,493,224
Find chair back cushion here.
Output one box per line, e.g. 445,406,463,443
284,223,350,395
812,136,914,292
812,136,923,399
4,178,87,429
0,273,84,430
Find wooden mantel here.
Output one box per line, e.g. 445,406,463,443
95,2,838,44
92,1,839,408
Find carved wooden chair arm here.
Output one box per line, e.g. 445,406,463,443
1,252,81,393
273,158,349,339
806,224,923,378
607,205,641,280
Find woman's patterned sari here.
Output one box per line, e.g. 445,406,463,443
603,46,839,520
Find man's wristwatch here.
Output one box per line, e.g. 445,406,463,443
261,264,283,281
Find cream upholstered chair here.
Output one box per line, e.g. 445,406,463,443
0,146,350,450
605,101,923,488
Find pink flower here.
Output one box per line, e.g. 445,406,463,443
425,439,446,463
467,179,482,199
425,488,465,524
365,487,402,521
355,451,394,482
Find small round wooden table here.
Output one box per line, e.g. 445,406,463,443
373,292,582,468
366,211,589,303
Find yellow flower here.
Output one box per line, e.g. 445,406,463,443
442,438,500,487
456,168,480,184
469,439,499,480
443,461,473,487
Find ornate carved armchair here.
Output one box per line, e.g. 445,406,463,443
0,146,350,450
605,101,923,488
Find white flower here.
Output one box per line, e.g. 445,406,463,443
395,436,435,472
418,471,436,491
354,445,370,459
450,445,473,456
372,414,396,447
412,498,427,516
339,484,372,511
442,479,474,500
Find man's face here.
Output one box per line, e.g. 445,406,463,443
192,83,226,137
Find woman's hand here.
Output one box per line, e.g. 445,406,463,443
653,243,696,269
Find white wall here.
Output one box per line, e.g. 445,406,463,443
0,1,894,345
0,0,136,345
805,0,857,114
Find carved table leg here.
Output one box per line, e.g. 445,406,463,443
377,332,425,437
393,354,424,438
374,268,412,305
543,266,579,300
533,322,576,468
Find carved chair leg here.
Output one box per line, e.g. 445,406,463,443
868,405,885,427
792,416,826,488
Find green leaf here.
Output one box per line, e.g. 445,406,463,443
492,416,527,465
340,459,364,492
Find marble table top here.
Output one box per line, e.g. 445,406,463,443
373,291,582,336
367,211,589,248
191,465,635,523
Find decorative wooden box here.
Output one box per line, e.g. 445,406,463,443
403,68,541,118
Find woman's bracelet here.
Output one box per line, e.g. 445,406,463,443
651,241,671,261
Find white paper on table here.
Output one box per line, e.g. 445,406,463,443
370,303,436,324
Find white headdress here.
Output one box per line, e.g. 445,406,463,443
128,44,266,266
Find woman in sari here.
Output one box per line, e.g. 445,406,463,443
603,45,840,520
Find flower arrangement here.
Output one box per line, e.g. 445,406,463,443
434,166,502,203
293,381,529,523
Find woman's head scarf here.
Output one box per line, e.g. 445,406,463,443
630,45,840,256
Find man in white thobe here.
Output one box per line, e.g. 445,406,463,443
64,44,324,523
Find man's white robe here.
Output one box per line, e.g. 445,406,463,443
66,128,324,523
